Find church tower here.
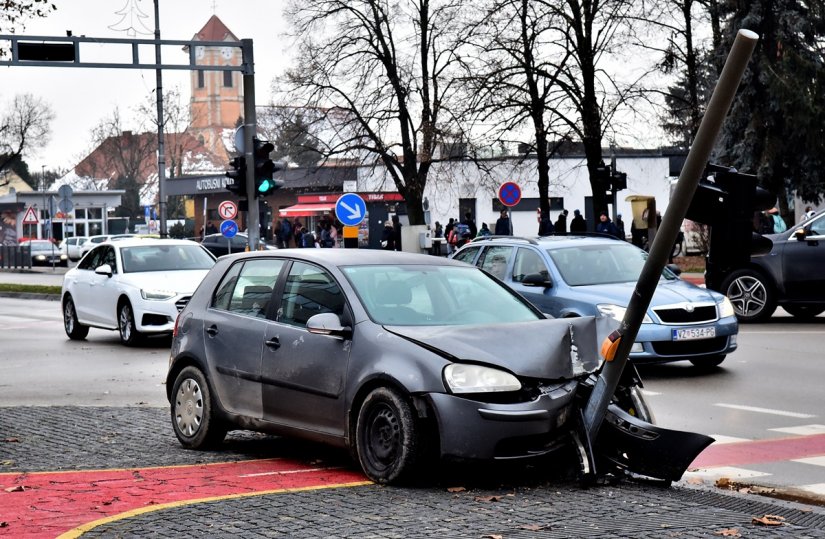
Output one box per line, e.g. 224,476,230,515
189,15,243,158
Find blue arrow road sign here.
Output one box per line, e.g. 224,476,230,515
221,219,238,238
335,193,367,227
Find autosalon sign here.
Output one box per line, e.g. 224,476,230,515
195,177,234,191
164,175,234,196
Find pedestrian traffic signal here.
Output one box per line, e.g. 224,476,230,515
611,170,627,191
686,163,775,291
225,156,248,198
253,138,284,198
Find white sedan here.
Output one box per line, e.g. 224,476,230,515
61,238,216,345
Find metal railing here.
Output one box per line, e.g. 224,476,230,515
0,246,32,269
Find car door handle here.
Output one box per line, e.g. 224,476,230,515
265,337,280,349
206,325,218,336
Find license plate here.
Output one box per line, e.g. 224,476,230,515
672,326,716,341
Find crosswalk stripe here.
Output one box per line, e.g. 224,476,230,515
709,435,750,445
685,466,770,480
799,483,825,495
771,424,825,436
714,403,815,418
793,456,825,467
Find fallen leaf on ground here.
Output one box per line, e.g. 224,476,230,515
716,477,731,488
481,535,503,539
714,528,740,537
752,515,785,526
474,495,502,502
0,460,14,466
2,438,19,443
447,486,466,493
0,521,8,528
686,477,704,485
519,524,548,531
4,485,28,492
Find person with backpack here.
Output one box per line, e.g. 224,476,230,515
453,221,471,247
280,217,292,248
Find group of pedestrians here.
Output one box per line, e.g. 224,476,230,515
274,216,339,248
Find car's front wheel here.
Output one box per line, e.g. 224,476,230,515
118,300,142,346
63,296,89,340
722,269,776,322
355,387,422,484
782,305,825,320
171,366,226,449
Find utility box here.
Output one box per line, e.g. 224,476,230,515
419,231,432,249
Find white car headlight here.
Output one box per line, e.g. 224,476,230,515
718,296,735,318
141,289,176,300
34,255,46,261
444,364,521,393
597,304,652,324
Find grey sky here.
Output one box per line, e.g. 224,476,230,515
3,0,290,172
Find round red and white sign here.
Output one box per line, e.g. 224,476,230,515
218,200,238,220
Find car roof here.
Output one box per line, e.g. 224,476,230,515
222,248,472,268
467,234,626,250
100,238,203,248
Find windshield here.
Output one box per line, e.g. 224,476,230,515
26,241,57,252
342,264,541,326
547,243,677,286
121,244,216,273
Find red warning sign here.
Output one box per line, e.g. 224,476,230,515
22,206,39,224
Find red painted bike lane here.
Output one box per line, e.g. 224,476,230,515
0,459,369,538
691,433,825,469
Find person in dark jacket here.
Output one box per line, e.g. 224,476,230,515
538,210,555,236
569,209,586,233
462,212,477,239
392,215,402,251
381,220,395,250
554,209,568,234
596,212,621,238
494,209,513,236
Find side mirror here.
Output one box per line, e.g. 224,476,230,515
666,264,682,276
307,312,352,339
794,228,807,241
522,272,552,288
95,264,113,277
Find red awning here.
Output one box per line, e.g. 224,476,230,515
278,203,336,217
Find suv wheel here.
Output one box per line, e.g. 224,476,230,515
722,269,776,322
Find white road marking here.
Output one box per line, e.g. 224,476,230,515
714,403,815,419
770,424,825,436
709,435,751,445
793,457,825,467
798,483,825,495
685,466,770,479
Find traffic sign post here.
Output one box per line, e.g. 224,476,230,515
498,182,522,207
335,193,367,227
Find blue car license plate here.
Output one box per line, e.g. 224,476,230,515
672,327,716,341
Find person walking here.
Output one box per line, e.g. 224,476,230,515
444,218,456,255
538,210,555,236
477,222,492,238
280,217,292,248
494,209,513,236
569,209,586,233
462,212,477,239
615,214,626,241
392,215,402,251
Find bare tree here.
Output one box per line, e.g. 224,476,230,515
76,109,156,219
0,93,55,186
0,0,55,37
280,0,466,225
257,106,323,168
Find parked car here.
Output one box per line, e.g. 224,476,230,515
201,232,276,257
452,235,738,367
166,250,705,485
720,210,825,322
59,236,88,261
61,238,217,345
21,239,68,266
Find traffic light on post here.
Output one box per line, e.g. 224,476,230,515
253,138,284,198
225,156,248,198
685,164,775,291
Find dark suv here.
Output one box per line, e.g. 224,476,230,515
720,211,825,322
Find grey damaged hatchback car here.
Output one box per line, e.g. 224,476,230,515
168,250,708,484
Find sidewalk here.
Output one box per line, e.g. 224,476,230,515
0,266,67,287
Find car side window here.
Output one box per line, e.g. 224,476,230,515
226,259,285,318
77,246,105,270
452,246,480,264
809,215,825,236
478,246,514,280
279,261,345,328
512,248,549,283
212,262,243,311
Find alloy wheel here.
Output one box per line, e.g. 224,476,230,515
727,274,768,318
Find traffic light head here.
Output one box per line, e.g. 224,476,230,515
253,139,284,198
225,156,247,198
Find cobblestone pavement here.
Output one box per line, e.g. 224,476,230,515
2,406,825,538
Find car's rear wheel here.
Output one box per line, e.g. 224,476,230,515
722,269,776,322
171,366,226,449
689,354,726,368
118,300,142,346
63,296,89,340
355,387,422,484
782,305,825,320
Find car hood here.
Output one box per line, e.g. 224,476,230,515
568,278,722,308
120,270,210,295
385,317,613,379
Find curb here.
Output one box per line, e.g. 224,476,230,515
0,292,60,301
